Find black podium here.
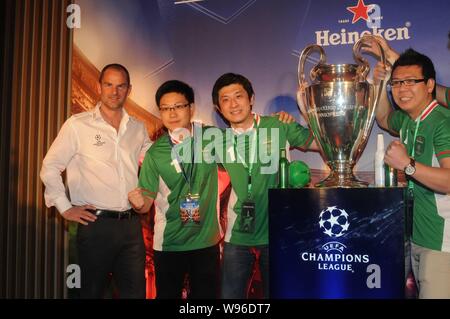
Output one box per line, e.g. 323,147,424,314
269,188,408,299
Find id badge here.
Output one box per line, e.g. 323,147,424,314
239,199,255,233
180,194,201,225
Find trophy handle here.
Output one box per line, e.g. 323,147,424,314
298,44,326,87
297,44,326,123
353,35,387,153
353,35,386,82
353,35,386,110
297,45,326,118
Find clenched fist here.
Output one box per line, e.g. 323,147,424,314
128,188,146,211
384,140,410,170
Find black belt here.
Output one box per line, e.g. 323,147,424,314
92,209,136,220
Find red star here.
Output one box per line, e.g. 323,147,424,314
346,0,372,24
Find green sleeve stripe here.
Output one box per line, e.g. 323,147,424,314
436,150,450,159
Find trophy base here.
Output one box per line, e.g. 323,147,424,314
315,171,368,188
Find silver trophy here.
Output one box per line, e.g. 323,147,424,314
298,35,385,187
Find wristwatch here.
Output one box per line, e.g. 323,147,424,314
404,158,416,176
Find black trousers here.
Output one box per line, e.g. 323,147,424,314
153,244,220,299
76,215,146,298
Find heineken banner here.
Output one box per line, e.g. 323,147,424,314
73,0,449,174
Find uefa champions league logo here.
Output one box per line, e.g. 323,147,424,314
318,206,350,238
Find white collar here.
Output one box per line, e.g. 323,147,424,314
168,122,196,144
231,113,260,135
93,102,129,124
417,99,438,122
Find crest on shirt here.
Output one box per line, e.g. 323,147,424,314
93,134,105,146
415,136,425,157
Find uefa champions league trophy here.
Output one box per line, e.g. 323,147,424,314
297,35,386,187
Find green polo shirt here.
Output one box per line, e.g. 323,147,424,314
217,114,313,246
138,125,221,251
388,100,450,252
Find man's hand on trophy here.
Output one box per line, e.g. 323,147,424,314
373,62,391,86
273,111,296,124
361,35,399,65
384,140,410,171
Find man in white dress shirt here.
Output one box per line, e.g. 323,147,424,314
40,64,151,298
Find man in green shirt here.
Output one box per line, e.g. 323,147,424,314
128,80,222,298
375,49,450,298
212,73,317,298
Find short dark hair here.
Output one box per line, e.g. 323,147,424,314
391,48,436,97
99,63,130,85
212,73,254,107
155,80,195,107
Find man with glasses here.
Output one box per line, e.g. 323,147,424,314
364,35,449,107
374,49,450,298
40,64,151,298
128,80,224,298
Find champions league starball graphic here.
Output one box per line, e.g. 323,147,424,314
318,206,350,238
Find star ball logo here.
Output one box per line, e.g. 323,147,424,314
346,0,372,24
298,203,381,287
299,206,370,273
318,206,350,238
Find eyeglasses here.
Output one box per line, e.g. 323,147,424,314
159,103,190,113
389,78,426,88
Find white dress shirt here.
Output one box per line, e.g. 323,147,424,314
40,103,152,213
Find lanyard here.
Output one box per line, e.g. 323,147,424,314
233,120,258,199
405,113,423,194
409,118,421,158
168,125,196,194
